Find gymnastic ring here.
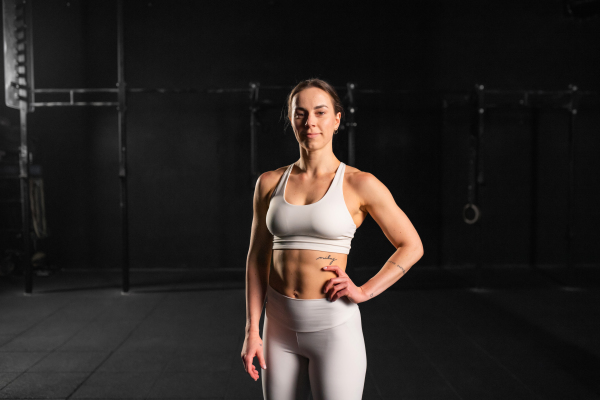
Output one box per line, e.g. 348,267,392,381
462,203,480,224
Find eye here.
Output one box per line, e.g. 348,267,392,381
295,113,304,118
317,111,325,115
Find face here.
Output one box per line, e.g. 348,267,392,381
290,87,341,150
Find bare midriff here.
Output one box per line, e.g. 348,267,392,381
268,248,348,299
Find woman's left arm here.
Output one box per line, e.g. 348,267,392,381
324,172,424,303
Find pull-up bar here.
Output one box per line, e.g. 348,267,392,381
4,0,597,294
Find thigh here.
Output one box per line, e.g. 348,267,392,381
299,309,367,400
262,314,311,400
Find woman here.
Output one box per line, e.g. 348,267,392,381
241,78,424,400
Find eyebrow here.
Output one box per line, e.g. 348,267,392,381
295,105,329,111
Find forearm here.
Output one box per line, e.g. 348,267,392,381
359,243,423,300
245,256,270,335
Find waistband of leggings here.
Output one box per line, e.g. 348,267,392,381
265,284,359,332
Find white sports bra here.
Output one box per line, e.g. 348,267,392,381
266,162,357,255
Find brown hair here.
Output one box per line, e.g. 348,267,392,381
286,78,344,123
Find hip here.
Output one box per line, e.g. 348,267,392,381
265,283,359,332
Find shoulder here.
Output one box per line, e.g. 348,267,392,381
344,164,384,192
344,164,393,208
255,165,289,200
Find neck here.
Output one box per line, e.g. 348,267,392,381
295,148,339,177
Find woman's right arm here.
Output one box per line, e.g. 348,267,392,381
241,172,274,381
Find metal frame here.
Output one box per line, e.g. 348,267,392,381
345,83,357,167
249,82,260,185
566,85,581,272
458,84,589,289
4,0,597,294
13,0,35,293
117,1,128,293
7,1,367,293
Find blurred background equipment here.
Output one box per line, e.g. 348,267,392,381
564,0,600,18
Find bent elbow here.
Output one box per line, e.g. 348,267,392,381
412,242,424,260
398,241,424,259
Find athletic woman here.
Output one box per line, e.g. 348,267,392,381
241,78,424,400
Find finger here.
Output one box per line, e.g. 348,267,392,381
329,283,348,300
323,277,347,293
242,354,251,372
249,363,257,379
323,265,346,277
328,281,348,294
245,354,255,376
322,265,340,276
254,364,260,380
335,282,349,295
332,288,350,301
257,349,267,370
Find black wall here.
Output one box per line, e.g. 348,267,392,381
1,1,90,267
2,0,599,270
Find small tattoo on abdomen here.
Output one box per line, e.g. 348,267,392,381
316,255,337,265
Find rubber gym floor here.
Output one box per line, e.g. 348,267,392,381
0,265,598,399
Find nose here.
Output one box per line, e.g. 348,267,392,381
305,112,317,127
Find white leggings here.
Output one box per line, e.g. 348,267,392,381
261,284,367,400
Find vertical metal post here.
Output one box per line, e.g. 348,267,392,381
18,0,35,294
472,84,485,289
19,99,32,293
346,83,356,166
529,106,539,270
249,82,260,188
566,85,580,271
342,83,356,278
24,0,34,113
117,0,129,293
438,98,447,268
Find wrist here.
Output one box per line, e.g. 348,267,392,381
245,327,260,336
358,286,370,302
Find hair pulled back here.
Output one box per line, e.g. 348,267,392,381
286,78,344,123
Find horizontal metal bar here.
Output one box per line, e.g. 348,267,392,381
358,89,467,95
483,103,572,109
28,99,592,110
259,85,293,90
485,89,598,96
31,101,118,107
203,88,250,94
34,88,117,93
128,87,250,94
30,87,600,98
128,87,210,94
33,87,251,95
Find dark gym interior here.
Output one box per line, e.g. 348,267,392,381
1,1,599,399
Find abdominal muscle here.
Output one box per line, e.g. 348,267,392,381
268,248,348,299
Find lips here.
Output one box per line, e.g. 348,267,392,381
305,133,320,138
